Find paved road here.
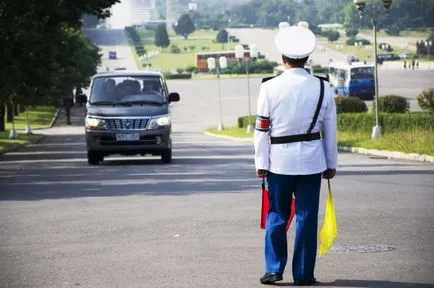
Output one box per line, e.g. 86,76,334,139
1,29,434,288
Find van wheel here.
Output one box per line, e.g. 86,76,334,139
161,149,172,163
87,151,101,165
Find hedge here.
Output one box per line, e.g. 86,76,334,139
238,112,434,133
163,73,192,80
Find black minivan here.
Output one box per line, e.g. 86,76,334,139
83,71,180,165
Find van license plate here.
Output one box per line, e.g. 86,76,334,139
116,133,140,141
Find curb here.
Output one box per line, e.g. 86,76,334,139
338,146,434,163
48,107,61,128
204,131,253,142
204,131,434,163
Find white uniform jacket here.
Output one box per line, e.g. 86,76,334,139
254,68,338,175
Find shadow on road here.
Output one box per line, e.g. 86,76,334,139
272,279,434,287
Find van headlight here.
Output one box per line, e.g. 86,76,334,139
85,116,106,129
148,115,171,129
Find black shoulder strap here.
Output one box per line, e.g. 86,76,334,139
307,78,324,134
261,76,276,83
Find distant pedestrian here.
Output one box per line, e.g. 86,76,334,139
62,96,73,125
412,59,415,70
403,60,407,69
416,60,419,69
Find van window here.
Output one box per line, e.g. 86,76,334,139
90,76,165,104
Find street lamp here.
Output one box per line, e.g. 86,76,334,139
425,40,432,70
226,19,231,51
207,56,227,131
235,44,259,133
354,0,393,139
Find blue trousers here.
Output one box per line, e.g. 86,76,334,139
265,172,321,281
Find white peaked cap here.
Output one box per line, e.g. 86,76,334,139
275,26,316,59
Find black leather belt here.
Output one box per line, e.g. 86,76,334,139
270,132,321,144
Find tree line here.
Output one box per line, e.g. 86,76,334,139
0,0,119,131
189,0,433,33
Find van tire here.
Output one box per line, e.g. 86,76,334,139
88,151,101,165
161,149,172,163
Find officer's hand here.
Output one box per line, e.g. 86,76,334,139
256,169,268,178
323,168,336,179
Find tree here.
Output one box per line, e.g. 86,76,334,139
174,14,196,39
154,24,170,49
327,31,340,42
216,29,229,43
0,0,118,131
343,3,360,38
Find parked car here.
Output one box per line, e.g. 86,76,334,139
84,70,180,165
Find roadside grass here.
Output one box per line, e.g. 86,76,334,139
206,127,434,156
132,29,240,70
5,106,57,130
0,131,44,152
1,106,56,152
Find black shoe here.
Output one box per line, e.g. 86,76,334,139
260,273,283,285
294,278,317,286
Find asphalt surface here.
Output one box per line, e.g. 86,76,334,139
1,28,434,288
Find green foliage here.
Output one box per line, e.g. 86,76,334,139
227,60,278,74
237,111,434,134
335,96,368,113
174,14,196,39
346,38,371,46
374,95,409,113
337,112,434,133
163,73,192,80
0,0,119,131
185,65,199,73
154,24,170,48
327,31,340,42
417,88,434,112
216,29,229,43
170,45,182,54
238,115,256,128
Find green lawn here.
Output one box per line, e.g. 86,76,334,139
207,127,434,156
5,106,57,130
0,131,44,152
132,29,241,70
1,106,57,152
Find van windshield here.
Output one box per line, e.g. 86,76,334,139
350,67,374,80
90,76,165,105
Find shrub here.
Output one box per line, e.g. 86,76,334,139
327,31,340,42
374,95,409,113
237,112,434,133
176,68,184,74
337,112,433,133
346,38,371,46
237,115,256,128
335,96,368,113
170,45,181,54
417,88,434,112
163,73,192,80
185,65,198,73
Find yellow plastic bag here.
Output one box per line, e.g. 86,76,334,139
319,180,337,257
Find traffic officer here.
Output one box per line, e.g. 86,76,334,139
254,26,338,285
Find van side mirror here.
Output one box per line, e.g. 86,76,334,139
168,92,180,103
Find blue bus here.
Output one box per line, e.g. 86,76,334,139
328,62,375,100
